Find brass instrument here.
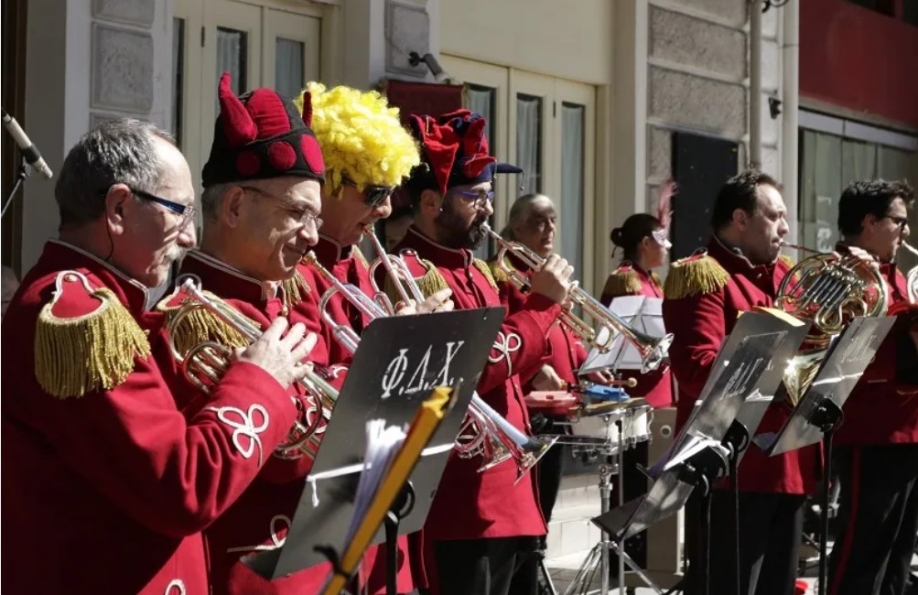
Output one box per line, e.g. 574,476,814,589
899,242,918,304
484,224,673,372
363,225,428,312
775,242,888,404
166,275,338,461
306,234,555,481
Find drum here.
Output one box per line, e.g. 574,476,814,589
621,403,653,447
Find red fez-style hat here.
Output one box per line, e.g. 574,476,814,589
405,109,521,195
202,72,325,187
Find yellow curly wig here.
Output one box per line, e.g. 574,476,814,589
294,82,420,195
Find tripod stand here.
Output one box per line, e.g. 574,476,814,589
563,443,663,595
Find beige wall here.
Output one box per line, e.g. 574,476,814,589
440,0,613,85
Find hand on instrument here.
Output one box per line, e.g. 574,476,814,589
236,317,318,388
530,253,574,304
531,364,566,392
395,288,454,315
835,246,879,269
587,369,618,385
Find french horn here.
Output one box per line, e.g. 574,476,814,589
775,242,888,404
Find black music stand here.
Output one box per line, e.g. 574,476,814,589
592,310,810,595
244,307,505,591
753,315,896,595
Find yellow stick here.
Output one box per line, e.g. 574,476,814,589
321,387,453,595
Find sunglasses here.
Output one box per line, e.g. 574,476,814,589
340,175,394,208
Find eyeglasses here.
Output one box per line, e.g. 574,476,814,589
887,215,909,228
340,175,395,208
100,186,197,226
241,185,323,230
449,189,495,207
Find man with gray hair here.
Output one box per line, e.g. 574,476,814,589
1,117,319,595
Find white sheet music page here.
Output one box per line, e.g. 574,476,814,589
580,295,668,374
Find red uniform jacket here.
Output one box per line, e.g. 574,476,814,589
662,236,819,495
488,253,586,396
171,250,335,594
834,250,918,445
1,241,296,595
599,262,673,408
294,235,416,594
391,226,561,543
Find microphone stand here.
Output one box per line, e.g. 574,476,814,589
1,157,31,219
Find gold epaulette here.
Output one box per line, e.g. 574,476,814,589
651,271,663,291
778,254,796,270
35,271,151,399
601,267,642,298
486,258,510,285
473,258,499,291
353,245,369,269
156,287,255,359
281,270,311,309
663,250,729,299
383,250,449,305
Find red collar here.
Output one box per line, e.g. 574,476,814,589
707,235,776,276
395,225,472,269
180,250,278,304
313,234,355,267
41,240,151,313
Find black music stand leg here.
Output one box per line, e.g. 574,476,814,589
383,481,416,595
808,398,843,595
676,420,749,595
722,420,750,595
1,160,30,219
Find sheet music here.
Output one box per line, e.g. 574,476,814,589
580,295,668,374
341,420,406,549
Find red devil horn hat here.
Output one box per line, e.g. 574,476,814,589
202,72,325,187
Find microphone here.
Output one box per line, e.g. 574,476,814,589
1,108,53,180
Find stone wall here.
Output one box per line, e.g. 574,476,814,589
20,0,172,271
645,0,782,207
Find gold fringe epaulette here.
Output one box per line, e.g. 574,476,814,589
473,258,499,291
35,271,151,399
651,272,663,291
778,254,796,270
601,268,642,298
663,250,729,299
156,288,254,358
353,246,369,269
487,258,510,285
281,270,311,309
383,253,449,305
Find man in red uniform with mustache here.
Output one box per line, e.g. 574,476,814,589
389,109,575,595
1,116,316,595
662,169,820,595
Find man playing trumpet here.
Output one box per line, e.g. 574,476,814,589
2,117,318,594
158,74,337,594
292,82,452,594
390,109,574,595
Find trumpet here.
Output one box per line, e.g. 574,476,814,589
166,275,339,461
363,225,428,312
484,224,673,373
305,233,555,481
899,242,918,304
